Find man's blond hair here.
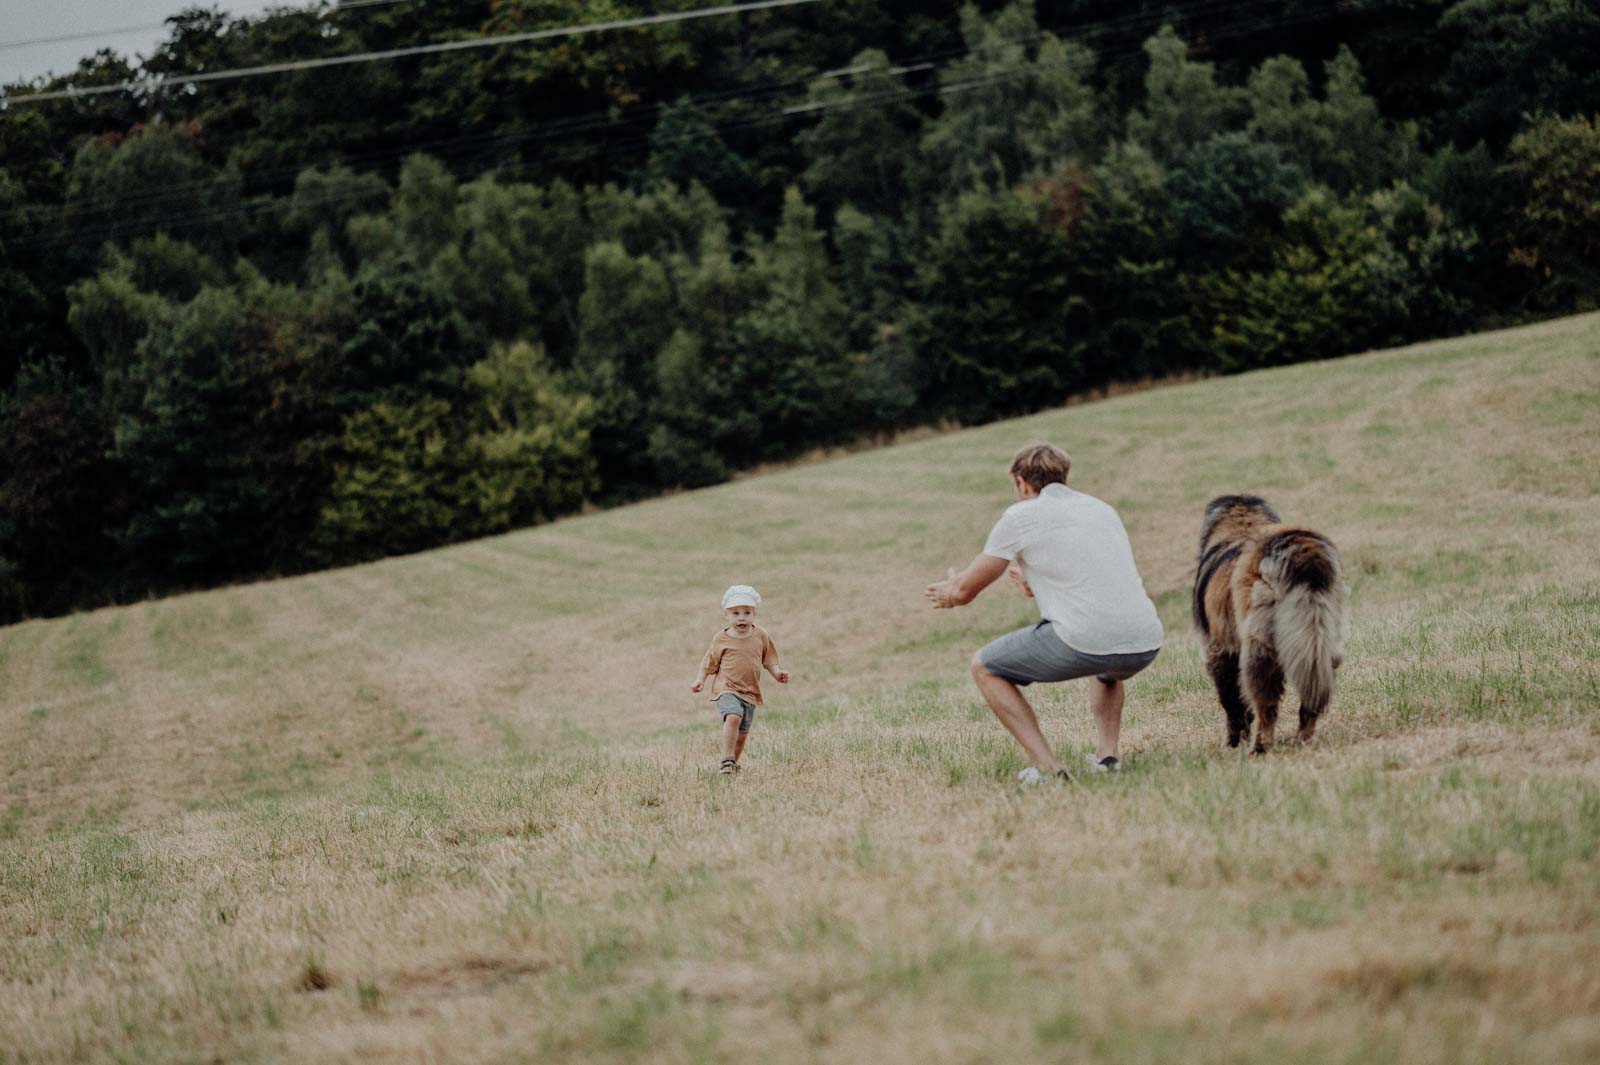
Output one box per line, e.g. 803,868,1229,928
1009,442,1072,491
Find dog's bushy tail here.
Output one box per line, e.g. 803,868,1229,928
1261,530,1347,715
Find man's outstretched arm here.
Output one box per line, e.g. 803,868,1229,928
925,553,1009,609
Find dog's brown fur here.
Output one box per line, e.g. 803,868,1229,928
1194,495,1347,753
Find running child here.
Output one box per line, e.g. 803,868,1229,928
690,585,788,773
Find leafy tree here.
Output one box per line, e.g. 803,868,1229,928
1363,182,1479,337
432,178,541,343
1194,184,1476,371
312,397,467,563
642,97,754,205
574,241,676,494
1247,48,1418,193
315,342,594,562
796,49,924,216
587,182,723,278
516,179,590,359
284,164,391,258
0,360,125,620
1437,0,1600,149
833,205,914,347
0,171,58,386
1126,25,1247,167
1415,139,1518,305
1316,48,1421,191
1194,188,1387,372
921,2,1103,193
407,0,693,178
66,246,177,416
336,261,484,412
913,183,1081,421
1166,132,1307,266
64,123,242,261
730,188,854,457
108,281,341,582
645,222,754,486
392,154,461,264
1505,112,1600,309
463,341,596,528
648,329,730,488
1064,143,1196,382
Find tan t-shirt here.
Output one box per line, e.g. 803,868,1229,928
700,625,779,704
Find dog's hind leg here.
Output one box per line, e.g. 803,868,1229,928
1297,703,1320,744
1297,688,1331,744
1242,646,1284,755
1205,646,1252,749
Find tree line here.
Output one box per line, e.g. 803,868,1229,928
2,0,1598,622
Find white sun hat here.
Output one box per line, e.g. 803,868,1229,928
722,585,761,610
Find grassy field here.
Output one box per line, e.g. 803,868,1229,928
2,313,1598,1064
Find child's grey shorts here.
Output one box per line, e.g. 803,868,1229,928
980,621,1160,686
716,692,756,733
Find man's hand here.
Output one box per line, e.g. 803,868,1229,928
1007,561,1034,599
775,669,790,684
928,555,1008,610
925,567,964,609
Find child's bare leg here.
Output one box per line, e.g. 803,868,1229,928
733,729,749,761
720,713,742,762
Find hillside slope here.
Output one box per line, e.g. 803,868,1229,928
2,313,1598,1064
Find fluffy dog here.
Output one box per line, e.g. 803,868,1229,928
1193,495,1347,753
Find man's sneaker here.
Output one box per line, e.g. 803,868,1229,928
1085,754,1121,773
1016,766,1074,786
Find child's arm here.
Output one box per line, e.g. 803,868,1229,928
691,641,718,693
763,633,789,684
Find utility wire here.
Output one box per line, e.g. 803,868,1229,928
4,0,1350,249
0,0,822,104
0,0,1299,241
0,0,417,53
9,0,1268,228
3,0,1323,250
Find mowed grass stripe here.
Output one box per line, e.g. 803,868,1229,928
0,313,1597,1063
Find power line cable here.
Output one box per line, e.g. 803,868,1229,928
0,0,823,104
11,0,1262,227
4,0,1327,250
0,0,1308,245
0,0,417,54
5,0,1352,249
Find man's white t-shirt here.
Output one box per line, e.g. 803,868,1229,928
982,483,1164,655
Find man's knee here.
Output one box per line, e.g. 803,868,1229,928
970,651,991,680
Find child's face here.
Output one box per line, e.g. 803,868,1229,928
724,606,755,632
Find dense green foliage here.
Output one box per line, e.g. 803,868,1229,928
2,0,1599,620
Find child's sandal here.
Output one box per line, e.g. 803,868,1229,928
719,758,738,774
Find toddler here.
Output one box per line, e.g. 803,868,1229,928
691,585,788,773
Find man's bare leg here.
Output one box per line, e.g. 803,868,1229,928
971,654,1062,773
1091,678,1125,761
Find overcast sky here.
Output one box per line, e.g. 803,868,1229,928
0,1,288,86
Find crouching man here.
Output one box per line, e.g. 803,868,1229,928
925,443,1163,783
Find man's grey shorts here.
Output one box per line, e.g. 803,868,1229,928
980,621,1160,686
716,693,756,733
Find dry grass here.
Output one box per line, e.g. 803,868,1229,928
2,314,1599,1064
